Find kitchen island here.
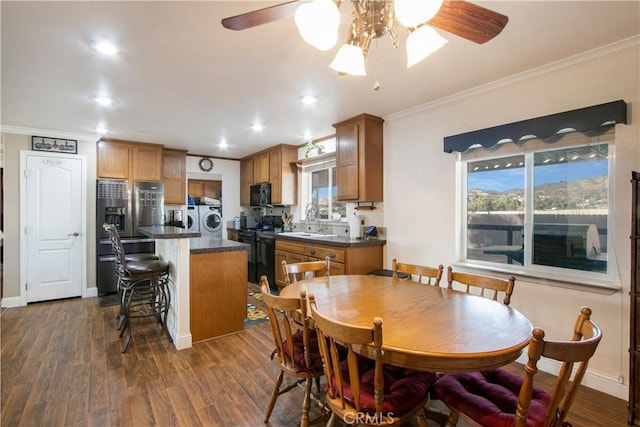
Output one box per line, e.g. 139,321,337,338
138,226,248,349
189,236,248,342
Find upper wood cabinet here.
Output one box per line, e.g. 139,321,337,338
97,139,163,182
333,114,384,202
162,149,187,205
269,145,297,206
188,179,222,200
240,144,297,206
253,152,270,184
96,140,130,179
240,157,254,206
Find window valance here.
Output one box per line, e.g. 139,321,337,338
444,100,627,153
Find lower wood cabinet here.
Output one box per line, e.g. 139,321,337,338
274,239,382,290
189,250,247,342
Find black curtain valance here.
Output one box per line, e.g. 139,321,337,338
444,100,627,153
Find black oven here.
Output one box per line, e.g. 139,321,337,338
250,183,271,207
256,231,276,291
238,228,258,283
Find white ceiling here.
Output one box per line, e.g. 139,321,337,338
2,1,639,159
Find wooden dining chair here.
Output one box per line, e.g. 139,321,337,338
447,266,516,305
392,258,444,286
432,306,602,427
308,293,437,427
260,276,324,427
282,256,330,287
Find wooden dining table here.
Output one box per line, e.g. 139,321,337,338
279,274,533,373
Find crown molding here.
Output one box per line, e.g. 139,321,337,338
0,125,101,143
386,36,640,121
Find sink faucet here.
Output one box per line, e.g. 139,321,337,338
305,203,328,234
317,223,330,235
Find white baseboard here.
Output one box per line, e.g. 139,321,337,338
84,286,98,298
1,296,25,308
518,354,627,400
175,333,192,350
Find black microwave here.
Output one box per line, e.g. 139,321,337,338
250,183,271,207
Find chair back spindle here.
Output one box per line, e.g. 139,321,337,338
392,258,444,286
447,266,515,305
282,256,330,287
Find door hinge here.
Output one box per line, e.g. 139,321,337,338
25,283,28,290
23,169,28,178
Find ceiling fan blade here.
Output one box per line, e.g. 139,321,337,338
428,0,509,44
221,1,303,31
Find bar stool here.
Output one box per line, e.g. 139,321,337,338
103,224,172,352
102,224,159,331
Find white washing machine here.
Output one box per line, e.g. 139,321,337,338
198,205,223,238
186,206,200,232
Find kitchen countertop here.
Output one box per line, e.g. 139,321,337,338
189,237,249,254
258,230,386,248
138,225,201,239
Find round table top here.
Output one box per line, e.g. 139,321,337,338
280,274,533,372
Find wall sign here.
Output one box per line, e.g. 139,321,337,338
32,136,77,154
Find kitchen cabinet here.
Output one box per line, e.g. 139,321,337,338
253,152,270,184
269,145,297,206
240,144,297,206
240,158,254,206
190,249,247,342
333,114,384,202
274,239,382,290
275,241,306,288
162,149,187,205
188,179,222,201
97,139,163,181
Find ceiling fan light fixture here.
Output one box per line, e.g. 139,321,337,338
394,0,444,28
406,25,448,67
329,44,366,76
294,0,340,51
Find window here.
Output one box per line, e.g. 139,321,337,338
303,160,346,220
462,138,611,279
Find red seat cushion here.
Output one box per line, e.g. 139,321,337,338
282,329,324,373
334,356,436,416
432,369,552,427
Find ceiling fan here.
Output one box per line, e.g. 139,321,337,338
222,1,508,43
221,1,508,75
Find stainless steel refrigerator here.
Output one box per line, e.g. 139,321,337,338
96,179,164,295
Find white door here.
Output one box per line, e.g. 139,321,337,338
24,153,83,302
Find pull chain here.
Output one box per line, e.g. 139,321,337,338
373,37,381,91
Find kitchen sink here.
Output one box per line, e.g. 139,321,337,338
278,231,337,238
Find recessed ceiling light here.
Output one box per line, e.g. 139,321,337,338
300,95,318,105
251,123,264,132
93,40,118,55
96,125,108,135
91,94,114,106
219,138,228,148
303,131,312,140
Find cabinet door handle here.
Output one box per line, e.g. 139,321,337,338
329,253,336,259
310,250,316,255
68,232,80,237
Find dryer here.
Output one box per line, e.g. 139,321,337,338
186,206,199,233
199,205,223,238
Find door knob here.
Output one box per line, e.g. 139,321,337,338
68,232,80,236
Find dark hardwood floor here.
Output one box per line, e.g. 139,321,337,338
1,294,629,426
